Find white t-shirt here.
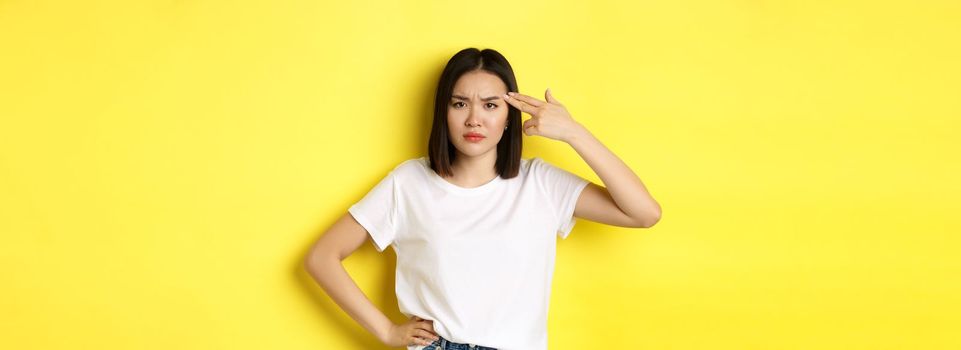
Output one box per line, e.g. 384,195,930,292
348,156,590,350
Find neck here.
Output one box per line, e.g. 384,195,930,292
447,150,498,187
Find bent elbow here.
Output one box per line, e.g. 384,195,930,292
303,254,319,273
637,209,662,228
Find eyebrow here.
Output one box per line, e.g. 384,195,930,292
451,94,502,102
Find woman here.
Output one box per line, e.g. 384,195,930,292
304,48,661,350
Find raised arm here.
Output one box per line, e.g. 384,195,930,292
503,89,661,228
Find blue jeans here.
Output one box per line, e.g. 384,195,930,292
422,334,497,350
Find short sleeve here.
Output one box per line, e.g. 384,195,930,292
532,157,591,239
348,171,400,252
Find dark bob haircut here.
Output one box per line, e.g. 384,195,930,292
427,48,522,179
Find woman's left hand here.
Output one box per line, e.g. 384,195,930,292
503,88,585,144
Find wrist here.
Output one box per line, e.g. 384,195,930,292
375,321,395,344
565,122,591,145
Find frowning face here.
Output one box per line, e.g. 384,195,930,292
446,70,510,159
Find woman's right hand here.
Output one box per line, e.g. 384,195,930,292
382,315,440,348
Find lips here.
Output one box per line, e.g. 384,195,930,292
463,132,486,142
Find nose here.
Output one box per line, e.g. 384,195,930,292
465,107,480,127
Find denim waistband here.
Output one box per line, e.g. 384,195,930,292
424,334,498,350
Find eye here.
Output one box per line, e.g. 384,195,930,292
451,101,465,108
486,103,497,109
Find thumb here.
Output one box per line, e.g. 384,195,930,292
545,88,560,105
523,121,539,136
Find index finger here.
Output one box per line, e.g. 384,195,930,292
507,92,545,107
417,321,437,334
503,93,538,115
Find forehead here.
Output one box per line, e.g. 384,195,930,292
451,70,507,95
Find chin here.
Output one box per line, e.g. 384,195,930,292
453,143,497,158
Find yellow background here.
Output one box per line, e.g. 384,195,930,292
2,0,959,349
